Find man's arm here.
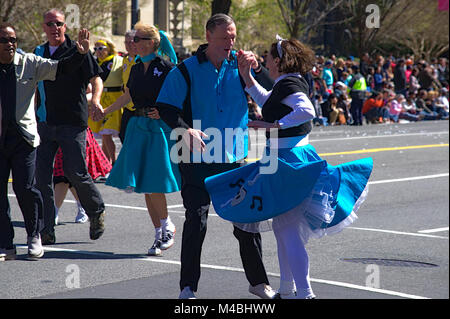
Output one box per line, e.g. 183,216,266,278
89,75,103,118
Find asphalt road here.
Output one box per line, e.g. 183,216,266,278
1,120,448,302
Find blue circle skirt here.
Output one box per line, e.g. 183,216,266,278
205,144,373,242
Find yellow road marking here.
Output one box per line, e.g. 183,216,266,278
246,143,449,162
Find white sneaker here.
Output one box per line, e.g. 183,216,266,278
75,206,89,223
179,287,196,299
248,284,276,299
27,235,44,259
160,227,175,250
55,211,59,226
147,239,162,256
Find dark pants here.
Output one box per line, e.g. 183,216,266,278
178,162,269,292
350,97,365,125
36,123,105,235
0,126,43,248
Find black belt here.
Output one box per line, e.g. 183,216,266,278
103,86,122,92
134,106,155,117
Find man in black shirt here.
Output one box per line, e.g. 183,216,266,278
0,22,92,260
35,8,106,244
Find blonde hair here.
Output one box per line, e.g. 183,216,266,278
96,38,117,55
134,21,160,50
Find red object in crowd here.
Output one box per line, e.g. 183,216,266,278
438,0,449,11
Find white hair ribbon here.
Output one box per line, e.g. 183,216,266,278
276,34,285,58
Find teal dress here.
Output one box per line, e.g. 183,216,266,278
105,57,181,194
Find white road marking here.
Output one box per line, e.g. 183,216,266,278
15,245,430,299
418,227,449,234
348,227,448,239
252,131,449,146
368,173,449,185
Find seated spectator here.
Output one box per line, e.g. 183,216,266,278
363,91,389,123
388,92,402,122
334,81,347,98
431,89,449,119
402,92,418,114
321,93,345,125
395,94,425,122
337,94,351,124
436,88,449,115
312,94,328,126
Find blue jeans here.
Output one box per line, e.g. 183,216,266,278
36,123,105,235
0,126,43,248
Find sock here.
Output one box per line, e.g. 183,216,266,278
161,216,175,232
279,279,296,295
155,227,162,240
76,201,85,213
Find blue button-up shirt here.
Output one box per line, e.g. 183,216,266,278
156,45,248,163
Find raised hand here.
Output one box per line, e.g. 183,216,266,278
76,28,90,54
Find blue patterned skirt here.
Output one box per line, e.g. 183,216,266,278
106,117,181,194
205,143,373,243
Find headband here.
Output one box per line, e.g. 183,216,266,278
96,39,109,48
276,34,285,58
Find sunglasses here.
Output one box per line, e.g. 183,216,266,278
45,21,65,27
93,46,108,51
133,36,151,43
0,37,17,44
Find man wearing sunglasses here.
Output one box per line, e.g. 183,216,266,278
33,8,106,245
0,22,92,261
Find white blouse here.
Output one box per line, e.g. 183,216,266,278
245,73,316,129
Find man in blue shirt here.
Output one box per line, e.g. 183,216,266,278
156,14,275,299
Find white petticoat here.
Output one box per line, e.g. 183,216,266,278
233,182,369,245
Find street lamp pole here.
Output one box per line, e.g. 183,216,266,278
131,0,139,29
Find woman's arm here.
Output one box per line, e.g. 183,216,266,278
103,87,132,115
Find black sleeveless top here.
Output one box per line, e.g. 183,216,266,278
262,75,312,138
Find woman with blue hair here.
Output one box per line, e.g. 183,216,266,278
93,22,180,256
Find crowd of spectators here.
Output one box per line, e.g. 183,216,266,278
250,51,449,125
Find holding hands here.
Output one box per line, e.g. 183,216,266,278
236,50,259,88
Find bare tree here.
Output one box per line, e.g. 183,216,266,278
276,0,345,40
378,0,449,59
2,0,121,52
342,0,398,56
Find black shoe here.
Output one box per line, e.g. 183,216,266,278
40,231,56,245
89,212,105,240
